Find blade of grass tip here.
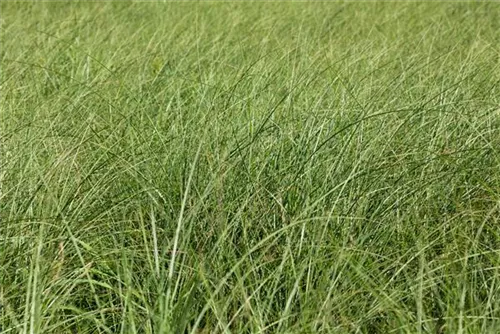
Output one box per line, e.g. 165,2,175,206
150,205,160,278
276,267,307,333
417,240,424,334
23,223,44,334
29,223,45,334
167,139,203,300
138,208,155,280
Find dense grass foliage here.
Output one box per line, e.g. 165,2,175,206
1,2,500,333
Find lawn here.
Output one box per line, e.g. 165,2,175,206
1,1,500,333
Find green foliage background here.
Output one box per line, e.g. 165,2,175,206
1,2,500,333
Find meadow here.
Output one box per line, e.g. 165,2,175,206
1,2,500,333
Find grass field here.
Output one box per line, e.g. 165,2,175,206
1,2,500,333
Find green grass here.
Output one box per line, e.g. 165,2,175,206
1,2,500,333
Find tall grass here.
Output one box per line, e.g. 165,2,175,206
1,2,500,333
